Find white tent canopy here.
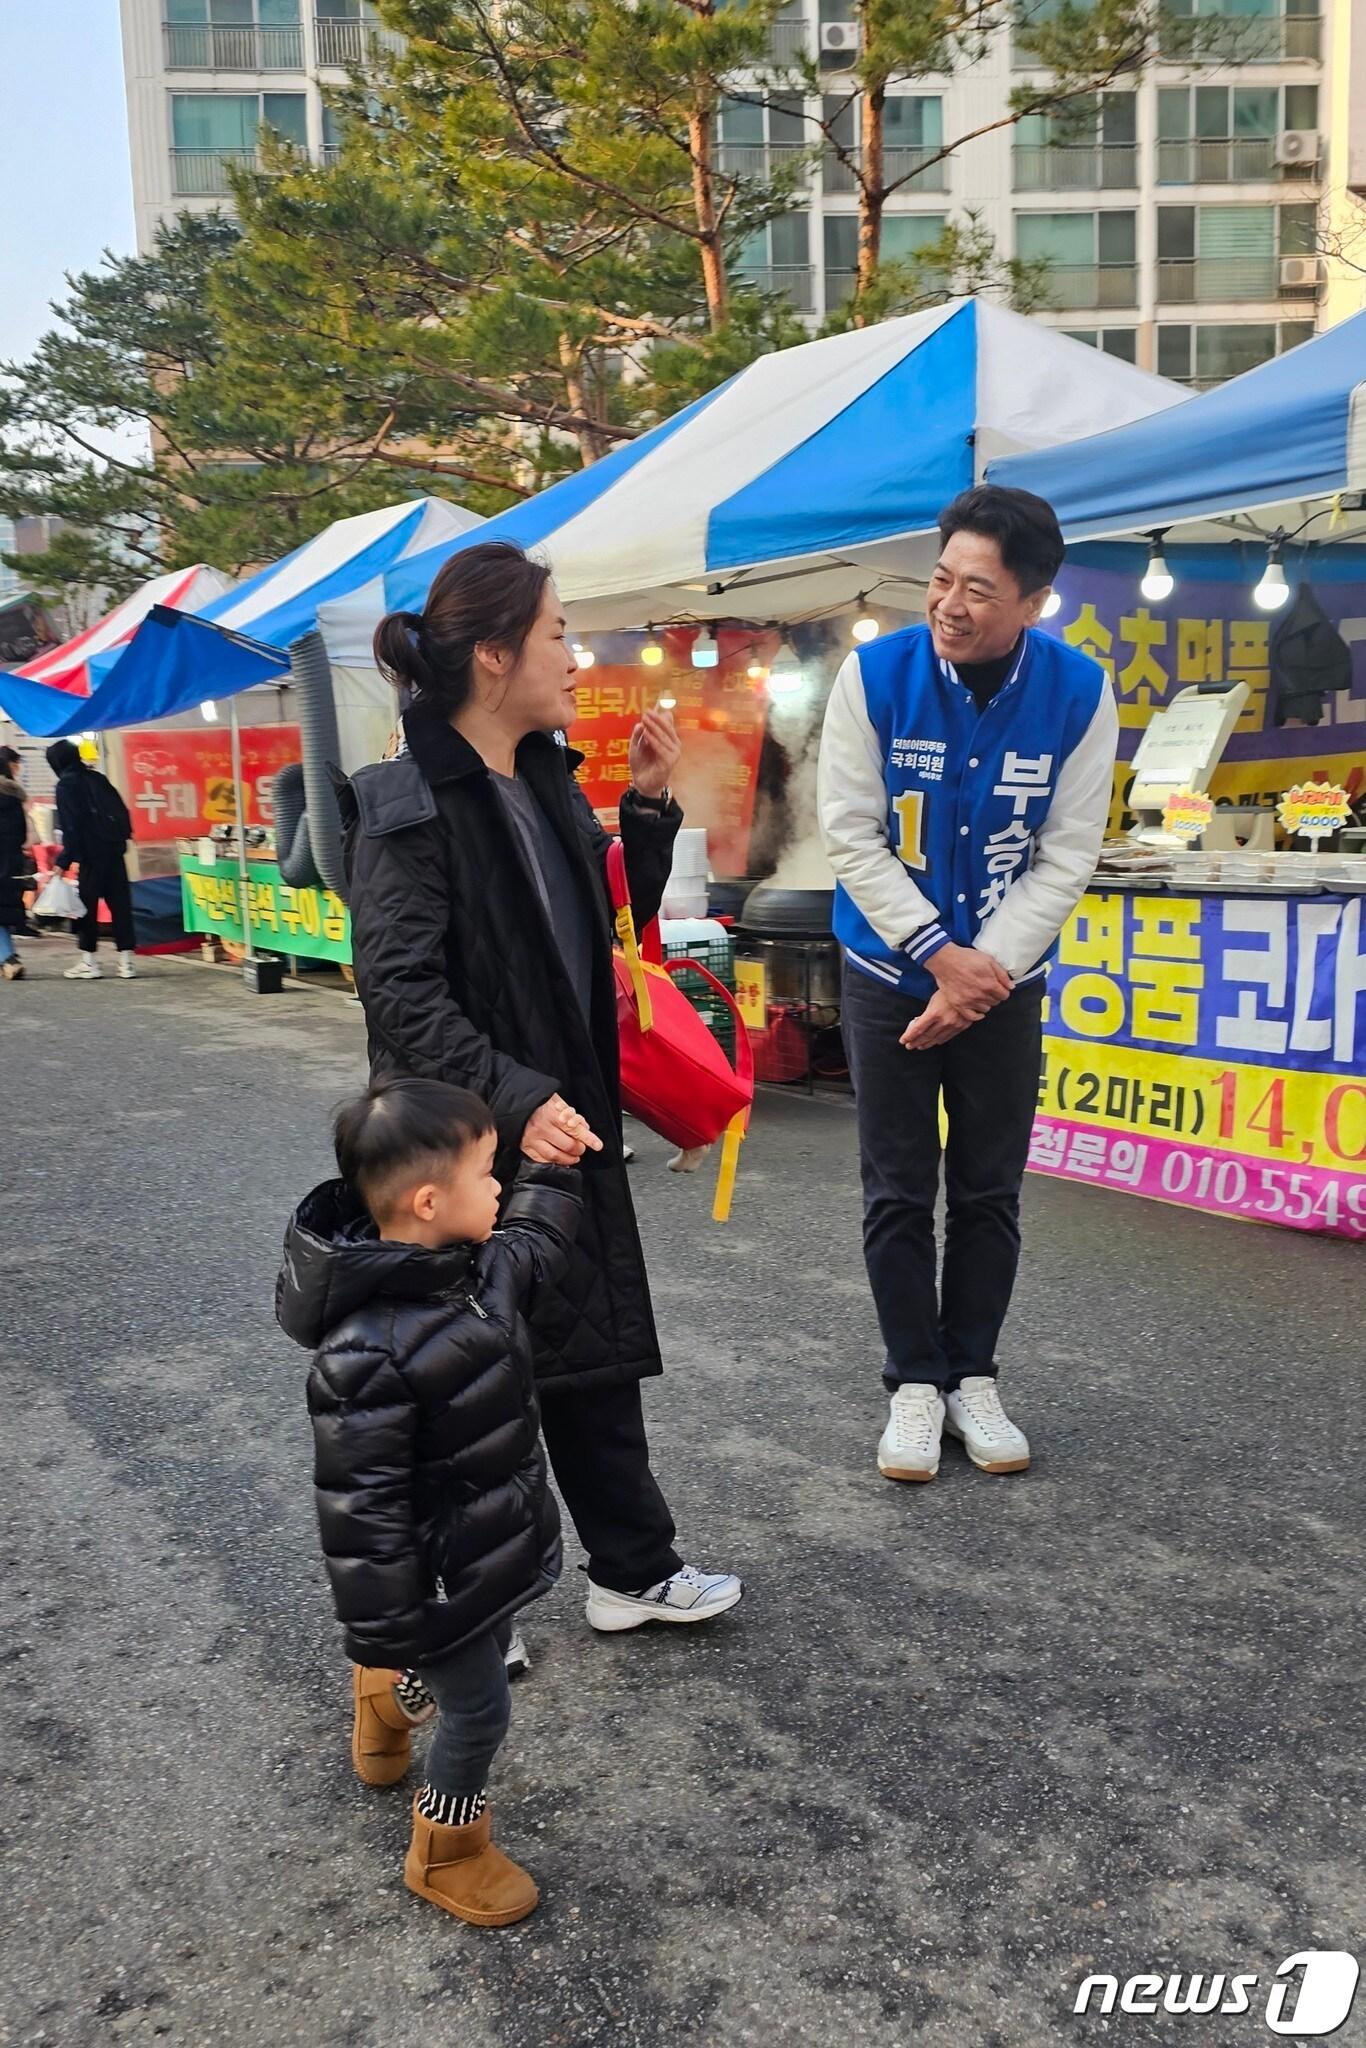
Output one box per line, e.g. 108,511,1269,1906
385,301,1187,630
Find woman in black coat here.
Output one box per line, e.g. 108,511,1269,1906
343,540,741,1634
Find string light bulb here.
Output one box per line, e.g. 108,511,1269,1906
766,638,802,696
1040,590,1063,619
200,700,220,723
690,625,719,669
1140,531,1174,605
852,598,878,644
572,641,596,670
1253,538,1290,612
746,658,768,681
640,629,665,668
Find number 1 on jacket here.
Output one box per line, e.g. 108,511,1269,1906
893,791,927,871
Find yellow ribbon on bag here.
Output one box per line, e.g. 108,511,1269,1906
614,901,654,1033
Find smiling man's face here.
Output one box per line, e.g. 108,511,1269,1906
926,527,1050,667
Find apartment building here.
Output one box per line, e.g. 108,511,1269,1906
118,0,1347,385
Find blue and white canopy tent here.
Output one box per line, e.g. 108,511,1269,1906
0,495,481,737
988,311,1366,546
384,299,1187,631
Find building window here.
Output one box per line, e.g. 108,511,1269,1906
1014,93,1137,191
164,0,303,71
737,214,814,312
717,93,809,178
1156,202,1301,301
1156,84,1319,183
1157,319,1314,385
1161,0,1322,66
821,95,946,194
170,90,308,193
1016,210,1137,309
1063,327,1139,363
823,213,946,305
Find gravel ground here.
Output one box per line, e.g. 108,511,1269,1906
1,946,1361,2048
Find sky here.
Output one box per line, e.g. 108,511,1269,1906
0,2,136,368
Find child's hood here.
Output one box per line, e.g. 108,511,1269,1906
276,1178,476,1350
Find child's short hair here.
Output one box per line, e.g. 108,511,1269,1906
334,1078,496,1221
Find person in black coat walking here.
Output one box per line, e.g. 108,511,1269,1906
277,1076,582,1926
346,539,741,1634
0,747,29,980
44,738,138,981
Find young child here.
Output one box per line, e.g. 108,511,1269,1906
277,1076,581,1928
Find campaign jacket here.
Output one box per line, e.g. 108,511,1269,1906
818,623,1118,998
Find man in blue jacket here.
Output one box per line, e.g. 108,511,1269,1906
818,486,1117,1484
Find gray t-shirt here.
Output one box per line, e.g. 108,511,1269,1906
492,771,594,1020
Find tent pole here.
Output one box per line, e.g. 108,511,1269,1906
228,694,256,962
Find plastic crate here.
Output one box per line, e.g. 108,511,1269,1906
662,932,737,1062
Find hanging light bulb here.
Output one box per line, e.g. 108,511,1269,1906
200,700,220,723
746,658,768,681
640,628,665,668
690,624,719,669
1040,590,1063,619
1140,531,1174,605
1253,538,1290,611
766,637,803,696
852,596,878,644
572,641,596,670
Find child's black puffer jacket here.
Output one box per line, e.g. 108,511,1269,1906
277,1166,580,1668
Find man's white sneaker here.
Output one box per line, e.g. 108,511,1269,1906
504,1629,531,1679
877,1384,945,1483
585,1562,742,1633
944,1376,1030,1474
64,955,101,980
116,951,137,980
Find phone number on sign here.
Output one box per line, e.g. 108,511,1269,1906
1029,1117,1366,1237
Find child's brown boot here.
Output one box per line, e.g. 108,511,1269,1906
350,1666,414,1786
403,1798,539,1927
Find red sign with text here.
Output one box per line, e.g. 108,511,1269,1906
121,725,301,841
573,631,770,876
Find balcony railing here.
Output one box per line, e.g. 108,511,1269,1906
823,146,947,194
715,141,809,180
1158,13,1322,63
313,15,404,67
767,19,810,61
736,263,815,311
171,146,261,195
1037,262,1139,310
164,21,304,69
1156,136,1286,183
1157,254,1280,301
1012,143,1138,191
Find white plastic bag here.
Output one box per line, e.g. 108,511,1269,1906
33,873,86,920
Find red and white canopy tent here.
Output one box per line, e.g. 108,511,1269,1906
10,563,233,697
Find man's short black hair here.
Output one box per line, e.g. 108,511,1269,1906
46,739,82,775
333,1078,496,1221
938,486,1065,596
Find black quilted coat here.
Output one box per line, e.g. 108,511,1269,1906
341,700,681,1395
0,776,27,930
277,1165,581,1668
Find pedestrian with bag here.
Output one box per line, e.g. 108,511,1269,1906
819,486,1117,1484
44,738,138,980
277,1076,581,1926
343,540,740,1689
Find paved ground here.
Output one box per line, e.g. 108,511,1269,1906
1,943,1362,2048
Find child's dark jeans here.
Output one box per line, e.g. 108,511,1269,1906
416,1621,513,1797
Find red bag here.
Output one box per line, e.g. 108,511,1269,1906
607,839,754,1223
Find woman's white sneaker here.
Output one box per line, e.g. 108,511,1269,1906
64,954,101,979
877,1384,945,1482
585,1562,742,1632
944,1376,1030,1474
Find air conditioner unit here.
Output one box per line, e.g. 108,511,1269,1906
1279,254,1325,288
1277,129,1322,166
820,20,861,54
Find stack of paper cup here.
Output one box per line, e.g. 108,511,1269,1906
662,827,709,920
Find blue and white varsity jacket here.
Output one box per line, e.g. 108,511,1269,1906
817,623,1118,998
